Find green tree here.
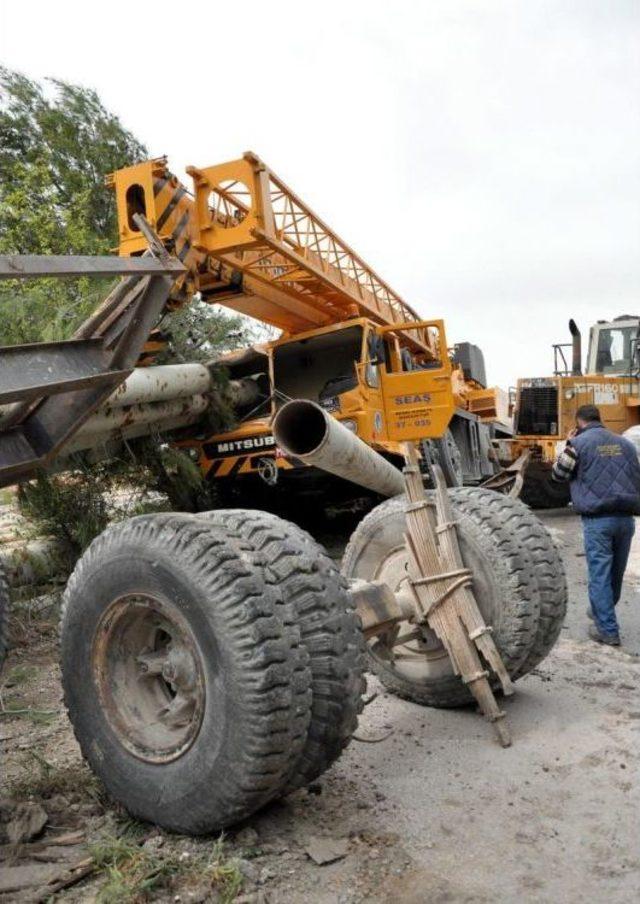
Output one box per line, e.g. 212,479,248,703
0,68,148,344
0,68,255,361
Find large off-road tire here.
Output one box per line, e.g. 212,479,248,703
199,509,366,791
520,470,570,510
0,566,9,673
478,491,567,675
342,489,541,707
60,512,312,835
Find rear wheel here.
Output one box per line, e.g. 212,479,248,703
198,509,366,790
60,512,312,834
342,489,541,707
479,492,567,675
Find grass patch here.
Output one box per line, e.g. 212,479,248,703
2,664,39,687
0,702,57,724
9,752,104,803
18,470,109,556
0,666,57,724
91,833,243,903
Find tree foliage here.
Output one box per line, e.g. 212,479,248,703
1,69,259,538
0,67,148,344
0,67,260,363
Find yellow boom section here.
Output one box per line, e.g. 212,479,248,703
109,154,431,355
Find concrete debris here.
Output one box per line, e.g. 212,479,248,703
304,835,349,865
235,826,260,847
0,863,61,894
237,857,261,884
2,800,48,844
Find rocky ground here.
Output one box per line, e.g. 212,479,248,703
0,507,639,903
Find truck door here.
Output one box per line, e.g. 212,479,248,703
377,320,455,442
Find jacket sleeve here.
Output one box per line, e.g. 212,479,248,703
552,443,577,482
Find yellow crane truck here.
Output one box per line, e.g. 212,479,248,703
0,157,565,836
490,316,640,507
109,154,511,501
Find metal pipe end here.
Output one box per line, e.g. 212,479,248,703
272,399,328,457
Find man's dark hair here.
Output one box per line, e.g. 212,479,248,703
576,404,601,423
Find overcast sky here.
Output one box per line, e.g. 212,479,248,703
2,1,639,387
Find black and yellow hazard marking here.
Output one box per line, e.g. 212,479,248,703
206,454,295,479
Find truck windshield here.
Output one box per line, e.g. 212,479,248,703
595,326,638,374
273,325,363,404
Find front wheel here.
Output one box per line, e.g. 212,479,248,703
520,469,570,509
60,512,312,834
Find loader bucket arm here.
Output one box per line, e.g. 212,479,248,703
0,240,185,488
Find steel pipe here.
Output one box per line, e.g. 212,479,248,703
74,395,208,442
107,364,213,408
273,399,405,497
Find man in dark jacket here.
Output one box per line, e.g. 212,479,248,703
552,404,640,645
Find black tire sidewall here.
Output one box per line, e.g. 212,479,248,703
61,521,287,833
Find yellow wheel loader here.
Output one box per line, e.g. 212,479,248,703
489,316,640,507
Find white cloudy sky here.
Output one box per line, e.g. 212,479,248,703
1,1,639,388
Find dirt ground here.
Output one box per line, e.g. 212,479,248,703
1,508,639,903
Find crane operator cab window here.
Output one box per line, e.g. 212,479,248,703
364,333,387,388
272,325,363,408
591,320,640,375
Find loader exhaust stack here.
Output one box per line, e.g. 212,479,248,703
569,318,582,376
273,399,405,497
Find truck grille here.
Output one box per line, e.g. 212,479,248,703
516,386,559,436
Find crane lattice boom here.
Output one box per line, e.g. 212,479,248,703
109,154,432,354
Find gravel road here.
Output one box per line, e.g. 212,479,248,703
1,508,638,903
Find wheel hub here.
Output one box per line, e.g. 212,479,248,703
369,546,446,661
92,594,205,763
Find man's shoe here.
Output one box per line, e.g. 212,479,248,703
588,624,620,646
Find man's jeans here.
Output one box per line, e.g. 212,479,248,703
582,514,635,637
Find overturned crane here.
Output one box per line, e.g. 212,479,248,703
0,191,566,835
108,153,512,500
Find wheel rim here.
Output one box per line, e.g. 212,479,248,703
92,594,206,763
364,523,498,684
367,544,453,681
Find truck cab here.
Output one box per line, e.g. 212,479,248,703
183,318,509,499
189,317,451,496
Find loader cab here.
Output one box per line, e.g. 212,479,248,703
586,316,640,376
